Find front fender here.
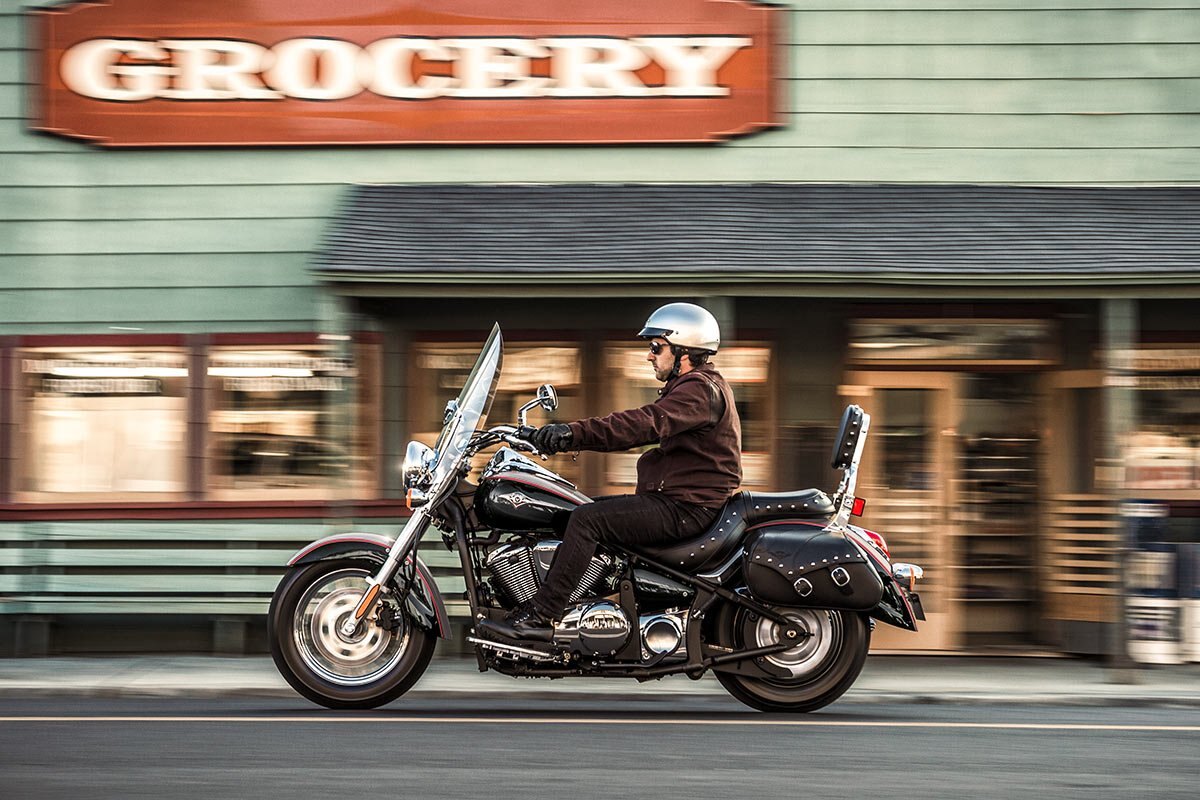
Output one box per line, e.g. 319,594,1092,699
287,533,451,639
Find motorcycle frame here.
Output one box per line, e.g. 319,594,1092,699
452,406,881,680
439,493,806,681
352,400,906,679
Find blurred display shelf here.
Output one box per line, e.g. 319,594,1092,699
952,565,1035,571
1122,489,1200,501
958,597,1036,603
955,433,1040,645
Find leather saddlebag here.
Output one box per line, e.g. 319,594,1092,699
743,527,884,610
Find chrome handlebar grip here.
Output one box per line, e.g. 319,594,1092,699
486,424,545,459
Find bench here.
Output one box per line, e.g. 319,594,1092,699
0,519,467,656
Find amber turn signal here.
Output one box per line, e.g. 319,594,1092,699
406,488,429,510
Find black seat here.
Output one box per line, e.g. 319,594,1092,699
735,489,835,525
633,488,834,573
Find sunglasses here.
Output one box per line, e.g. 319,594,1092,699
648,341,668,355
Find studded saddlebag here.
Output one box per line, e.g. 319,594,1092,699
743,526,884,610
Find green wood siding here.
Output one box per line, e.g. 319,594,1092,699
1,2,1199,331
0,185,343,220
7,146,1199,187
0,286,318,327
0,253,315,288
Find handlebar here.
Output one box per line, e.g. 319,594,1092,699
484,424,545,458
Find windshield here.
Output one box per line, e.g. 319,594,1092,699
430,323,503,487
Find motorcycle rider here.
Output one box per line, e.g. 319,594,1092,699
480,302,742,642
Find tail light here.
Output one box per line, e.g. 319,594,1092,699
862,529,890,559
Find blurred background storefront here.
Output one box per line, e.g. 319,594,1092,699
2,0,1199,658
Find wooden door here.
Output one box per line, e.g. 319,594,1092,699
842,372,961,651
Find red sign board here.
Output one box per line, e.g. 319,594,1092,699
30,0,784,147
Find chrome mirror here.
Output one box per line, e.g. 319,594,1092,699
518,384,558,427
537,384,558,412
402,440,436,488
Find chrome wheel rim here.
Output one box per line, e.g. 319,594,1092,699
293,568,410,687
754,609,841,679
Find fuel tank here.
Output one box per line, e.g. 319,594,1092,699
475,448,592,532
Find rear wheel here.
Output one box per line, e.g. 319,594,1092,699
713,605,870,713
269,559,437,709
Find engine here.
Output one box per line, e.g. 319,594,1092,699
552,604,689,659
558,601,631,657
485,541,688,660
485,540,617,606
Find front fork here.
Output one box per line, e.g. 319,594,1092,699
338,507,433,637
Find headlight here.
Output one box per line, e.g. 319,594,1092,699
402,441,436,489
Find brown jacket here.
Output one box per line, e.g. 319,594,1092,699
567,363,742,508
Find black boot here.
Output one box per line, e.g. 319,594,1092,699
478,604,555,643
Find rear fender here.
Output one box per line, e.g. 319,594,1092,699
844,526,922,632
872,582,921,632
287,533,451,639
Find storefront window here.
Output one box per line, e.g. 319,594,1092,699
410,342,585,485
602,344,773,492
17,347,189,499
849,319,1056,365
208,343,378,498
1118,348,1200,491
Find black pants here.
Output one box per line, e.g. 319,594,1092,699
531,493,718,619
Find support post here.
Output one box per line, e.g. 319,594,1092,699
1101,298,1140,683
318,291,357,531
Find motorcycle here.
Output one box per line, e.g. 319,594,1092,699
269,324,925,712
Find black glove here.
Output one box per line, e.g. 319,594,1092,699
531,423,573,455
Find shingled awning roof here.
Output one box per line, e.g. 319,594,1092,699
313,184,1200,290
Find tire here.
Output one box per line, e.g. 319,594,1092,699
713,604,871,713
269,559,437,710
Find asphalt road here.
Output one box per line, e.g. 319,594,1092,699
2,697,1198,800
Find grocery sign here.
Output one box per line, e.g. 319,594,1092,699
29,0,785,147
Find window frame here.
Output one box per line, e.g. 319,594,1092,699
11,334,193,504
204,333,381,502
1,332,384,513
598,338,777,495
406,331,589,489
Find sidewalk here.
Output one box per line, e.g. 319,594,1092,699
1,654,1198,706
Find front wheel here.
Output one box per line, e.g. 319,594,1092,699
713,605,870,713
269,559,437,709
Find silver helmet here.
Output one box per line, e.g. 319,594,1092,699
638,303,720,353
